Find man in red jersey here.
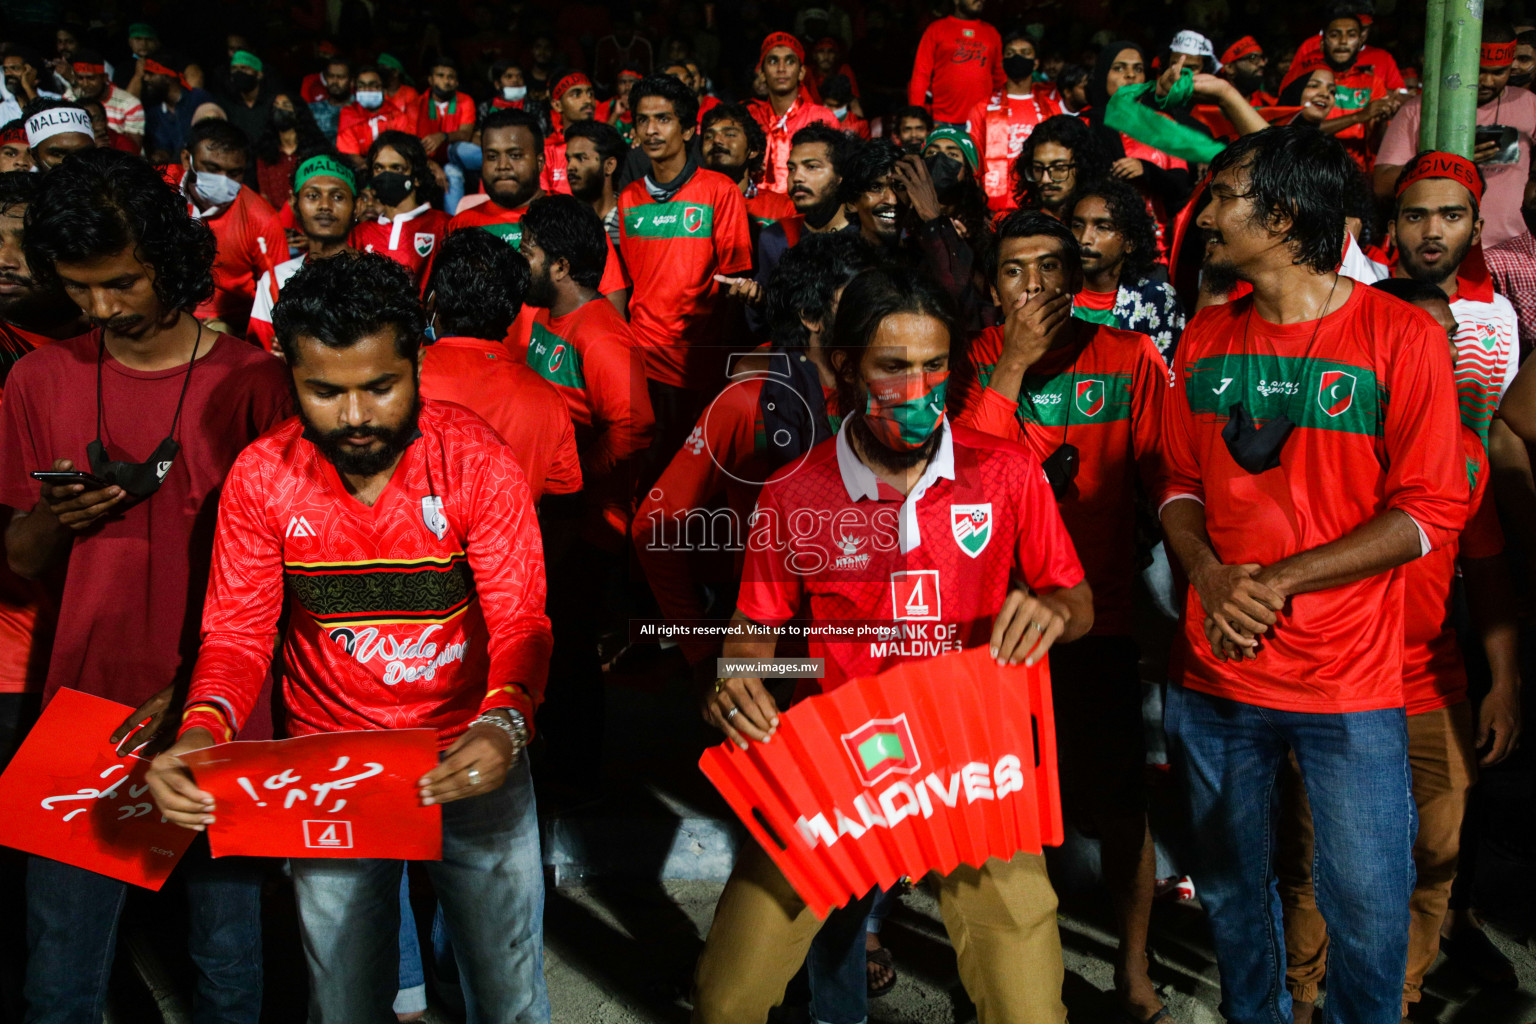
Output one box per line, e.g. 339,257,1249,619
350,131,451,287
746,34,837,194
1309,8,1398,171
405,57,477,210
175,119,285,337
909,0,1004,129
564,119,626,246
1159,127,1464,1024
543,71,597,195
701,102,794,231
3,147,286,1024
618,73,752,474
1288,5,1406,92
744,122,856,304
336,65,407,163
1217,36,1277,106
690,266,1091,1024
147,252,553,1024
249,155,357,352
965,28,1058,213
1276,277,1521,1024
952,212,1170,1023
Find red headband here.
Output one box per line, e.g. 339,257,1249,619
1482,40,1517,67
552,72,590,102
142,57,183,84
759,32,805,68
1396,151,1484,204
72,61,105,75
1358,13,1373,26
1220,36,1261,65
0,126,24,146
617,67,642,81
1280,51,1328,94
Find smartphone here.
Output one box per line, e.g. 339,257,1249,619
1475,124,1519,165
31,470,111,489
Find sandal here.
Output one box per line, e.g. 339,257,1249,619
866,946,897,998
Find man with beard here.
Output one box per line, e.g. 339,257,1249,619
68,47,143,153
1217,36,1276,106
307,57,353,143
175,119,286,338
909,0,1004,129
953,210,1170,1024
563,119,625,246
690,265,1092,1024
1012,114,1113,221
965,28,1059,213
892,104,934,154
0,173,87,383
22,100,95,171
840,138,903,249
1160,126,1464,1024
1306,8,1399,171
249,156,358,352
1068,178,1186,357
746,33,836,193
1511,29,1536,89
1,146,288,1024
543,72,597,196
702,103,794,230
146,251,554,1024
405,58,477,211
140,52,214,164
1377,24,1536,248
0,122,30,172
743,123,854,303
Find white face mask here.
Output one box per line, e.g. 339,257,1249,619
502,85,527,102
832,105,848,120
192,170,241,208
355,89,385,110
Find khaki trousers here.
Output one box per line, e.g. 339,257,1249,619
1277,702,1476,1012
691,840,1067,1023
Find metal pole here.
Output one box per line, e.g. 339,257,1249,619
1420,0,1446,149
1436,0,1485,156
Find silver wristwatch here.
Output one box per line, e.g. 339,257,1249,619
472,708,529,759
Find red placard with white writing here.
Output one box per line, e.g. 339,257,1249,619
180,729,442,860
0,688,197,890
700,646,1060,918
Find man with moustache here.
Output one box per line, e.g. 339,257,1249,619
1511,29,1535,89
701,103,794,230
965,28,1058,213
839,139,904,250
67,47,143,153
0,172,86,384
747,33,837,193
0,147,289,1024
1013,115,1112,221
1068,179,1186,357
21,100,94,172
405,57,478,211
543,72,598,195
307,56,353,142
563,118,626,246
0,122,30,172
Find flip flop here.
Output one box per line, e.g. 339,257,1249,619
866,946,897,998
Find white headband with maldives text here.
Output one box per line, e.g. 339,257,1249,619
25,107,92,148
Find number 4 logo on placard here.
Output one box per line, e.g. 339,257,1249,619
890,570,941,622
302,820,354,849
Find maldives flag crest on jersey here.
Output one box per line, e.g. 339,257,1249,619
1318,370,1356,417
841,715,921,787
683,205,704,233
950,503,992,558
1075,379,1105,418
414,233,435,257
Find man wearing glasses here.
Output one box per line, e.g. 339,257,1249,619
1010,114,1111,220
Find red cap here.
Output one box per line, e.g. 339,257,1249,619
1280,51,1328,94
759,32,805,68
552,72,590,102
1396,151,1484,205
1220,36,1262,66
1481,40,1517,67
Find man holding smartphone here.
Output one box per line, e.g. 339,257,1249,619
0,149,288,1024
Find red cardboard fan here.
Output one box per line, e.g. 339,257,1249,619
700,645,1060,918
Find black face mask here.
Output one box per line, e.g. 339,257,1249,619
1221,402,1293,474
230,69,258,93
923,151,966,205
370,170,413,206
1040,442,1079,499
269,107,296,130
88,323,203,504
431,86,455,101
142,79,170,105
1003,54,1036,81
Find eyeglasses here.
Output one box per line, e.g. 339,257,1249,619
1025,161,1076,182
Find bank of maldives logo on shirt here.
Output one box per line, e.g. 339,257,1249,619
841,714,921,788
950,503,992,558
1318,370,1356,417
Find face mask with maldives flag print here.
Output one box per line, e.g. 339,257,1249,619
862,370,948,450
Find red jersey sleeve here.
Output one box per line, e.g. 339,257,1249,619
1010,445,1085,593
956,384,1027,443
179,452,285,741
0,360,45,511
909,23,937,107
543,412,584,497
584,328,655,476
1382,309,1470,551
1460,446,1505,561
599,235,629,295
735,474,805,627
713,180,754,277
1129,331,1171,496
1158,329,1206,509
463,443,554,722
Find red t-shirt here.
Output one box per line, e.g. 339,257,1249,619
746,98,839,193
178,400,552,749
337,103,410,157
350,204,453,287
617,168,753,389
1326,62,1389,170
542,132,573,195
1402,427,1504,714
1160,284,1467,713
738,422,1084,694
418,336,582,504
0,332,290,727
406,91,477,160
965,90,1058,212
954,324,1168,635
446,197,627,295
191,184,287,338
908,16,1006,124
746,186,797,229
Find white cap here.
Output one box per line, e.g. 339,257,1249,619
1170,29,1220,69
25,106,92,147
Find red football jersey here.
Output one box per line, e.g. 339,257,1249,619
1160,283,1467,713
908,16,1006,125
965,91,1058,213
745,186,797,229
191,185,286,338
419,336,583,503
617,168,753,389
337,102,410,157
737,422,1084,695
542,133,572,195
405,92,476,160
953,324,1168,635
446,198,627,295
1402,427,1504,714
746,98,839,194
178,400,553,749
350,204,453,287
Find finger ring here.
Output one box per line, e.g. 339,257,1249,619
726,707,740,720
1034,621,1046,633
467,768,481,786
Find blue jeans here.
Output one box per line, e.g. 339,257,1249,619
1165,685,1415,1024
24,842,264,1024
395,866,426,1015
290,758,548,1024
443,141,482,213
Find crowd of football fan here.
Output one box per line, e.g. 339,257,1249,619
0,0,1534,1022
